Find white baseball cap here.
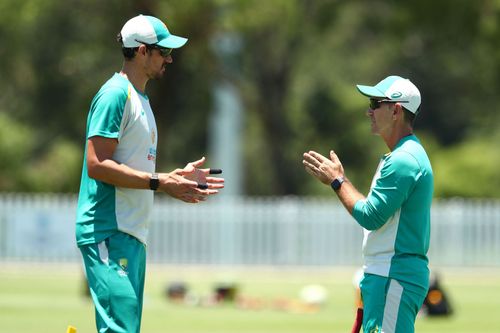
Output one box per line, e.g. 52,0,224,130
356,75,421,114
120,15,187,49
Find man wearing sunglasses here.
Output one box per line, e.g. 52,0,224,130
76,15,224,333
303,75,433,333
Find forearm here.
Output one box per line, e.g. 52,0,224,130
88,159,211,203
88,158,152,189
336,179,387,230
86,137,152,189
335,178,365,214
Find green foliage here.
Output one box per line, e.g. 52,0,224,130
432,138,500,198
0,113,35,190
24,140,83,193
0,0,498,197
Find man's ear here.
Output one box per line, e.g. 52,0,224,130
393,103,404,120
137,44,148,56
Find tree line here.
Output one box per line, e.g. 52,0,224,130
0,0,498,197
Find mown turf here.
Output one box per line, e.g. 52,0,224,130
0,264,499,333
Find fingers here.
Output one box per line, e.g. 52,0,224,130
182,178,200,188
177,187,219,203
197,180,225,190
303,151,327,168
188,156,206,168
181,160,221,179
330,150,341,163
303,149,343,185
303,160,324,181
304,150,339,166
206,176,225,183
196,168,225,189
162,159,224,204
302,152,318,167
196,168,223,175
189,180,223,198
180,157,206,175
193,181,223,191
304,165,318,177
302,158,317,171
209,168,222,174
308,151,329,162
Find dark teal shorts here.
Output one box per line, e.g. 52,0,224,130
360,273,426,333
80,232,146,333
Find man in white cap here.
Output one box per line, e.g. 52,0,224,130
76,15,224,333
303,75,433,333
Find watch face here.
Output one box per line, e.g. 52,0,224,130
150,174,160,191
331,177,344,191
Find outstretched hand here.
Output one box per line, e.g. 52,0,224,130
303,150,364,213
302,150,344,185
158,157,225,203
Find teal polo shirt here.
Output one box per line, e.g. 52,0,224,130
353,135,434,293
76,73,158,247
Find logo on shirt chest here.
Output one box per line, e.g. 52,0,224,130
148,129,157,161
147,148,156,162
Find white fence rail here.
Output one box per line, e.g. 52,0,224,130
0,194,499,266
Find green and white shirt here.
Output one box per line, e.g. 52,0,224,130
76,73,157,246
353,135,433,293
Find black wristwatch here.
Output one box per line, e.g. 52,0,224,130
330,176,344,191
149,173,159,191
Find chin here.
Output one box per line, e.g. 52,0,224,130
152,72,165,80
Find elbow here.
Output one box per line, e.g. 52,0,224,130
358,214,387,230
87,159,104,181
359,221,382,231
87,163,99,180
353,203,386,230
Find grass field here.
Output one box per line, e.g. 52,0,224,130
1,264,499,333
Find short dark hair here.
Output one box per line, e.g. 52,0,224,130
403,107,417,126
116,32,138,60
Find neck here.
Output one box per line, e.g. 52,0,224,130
383,125,413,151
120,61,148,93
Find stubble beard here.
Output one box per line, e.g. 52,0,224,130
149,68,165,80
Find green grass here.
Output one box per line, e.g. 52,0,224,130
0,264,499,333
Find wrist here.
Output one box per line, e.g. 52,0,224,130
330,176,345,191
149,173,159,191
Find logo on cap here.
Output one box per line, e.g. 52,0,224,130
391,92,403,98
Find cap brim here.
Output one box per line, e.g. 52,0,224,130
356,85,386,98
157,35,188,49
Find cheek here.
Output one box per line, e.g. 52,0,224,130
157,57,166,67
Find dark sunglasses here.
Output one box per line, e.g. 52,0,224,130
369,99,409,110
135,40,173,57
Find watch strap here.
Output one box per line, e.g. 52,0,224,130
149,173,159,191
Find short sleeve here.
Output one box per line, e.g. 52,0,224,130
87,86,128,139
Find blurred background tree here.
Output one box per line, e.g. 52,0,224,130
0,0,498,197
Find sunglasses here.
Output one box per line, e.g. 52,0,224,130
135,40,173,57
369,99,409,110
